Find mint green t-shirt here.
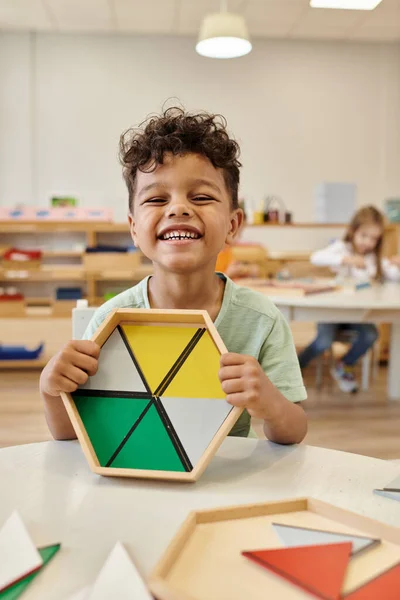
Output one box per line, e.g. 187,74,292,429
82,275,307,437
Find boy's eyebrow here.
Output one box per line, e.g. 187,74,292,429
138,179,222,197
190,179,222,193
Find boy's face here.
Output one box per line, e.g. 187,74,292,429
128,153,243,274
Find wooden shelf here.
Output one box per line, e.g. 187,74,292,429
42,250,84,258
0,221,129,234
0,266,85,282
88,223,130,233
0,358,48,370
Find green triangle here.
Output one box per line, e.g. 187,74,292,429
112,403,186,472
73,395,151,467
0,544,60,600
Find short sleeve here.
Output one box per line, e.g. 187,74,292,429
259,311,307,403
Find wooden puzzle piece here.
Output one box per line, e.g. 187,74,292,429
374,489,400,503
121,324,199,394
73,395,152,467
160,330,225,399
160,396,232,467
242,542,352,600
344,561,400,599
0,513,43,593
79,328,149,394
65,543,152,600
109,400,189,471
0,544,60,600
272,523,380,556
382,474,400,492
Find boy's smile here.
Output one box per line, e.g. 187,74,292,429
157,224,202,245
129,153,242,275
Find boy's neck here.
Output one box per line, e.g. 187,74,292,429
147,269,225,322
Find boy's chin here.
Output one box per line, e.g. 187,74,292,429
156,258,210,275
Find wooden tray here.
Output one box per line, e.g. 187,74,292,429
149,497,400,600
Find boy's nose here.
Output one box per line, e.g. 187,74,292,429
166,201,193,218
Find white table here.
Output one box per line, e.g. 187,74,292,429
262,283,400,399
1,438,400,599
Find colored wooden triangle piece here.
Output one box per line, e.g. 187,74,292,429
374,489,400,503
344,561,400,599
0,512,43,593
242,542,352,600
272,522,379,556
0,544,60,600
383,473,400,491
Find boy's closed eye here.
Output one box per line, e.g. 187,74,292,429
143,196,217,204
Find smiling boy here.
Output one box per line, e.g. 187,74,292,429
40,108,307,444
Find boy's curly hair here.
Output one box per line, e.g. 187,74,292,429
119,107,241,212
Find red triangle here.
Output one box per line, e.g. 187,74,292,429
242,542,352,600
344,561,400,599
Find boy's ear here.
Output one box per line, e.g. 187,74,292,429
128,213,138,248
225,208,244,245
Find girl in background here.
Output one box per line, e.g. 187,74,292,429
298,206,400,393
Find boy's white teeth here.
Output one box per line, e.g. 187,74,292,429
162,230,199,240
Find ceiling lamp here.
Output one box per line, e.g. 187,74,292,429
196,1,252,59
310,0,383,9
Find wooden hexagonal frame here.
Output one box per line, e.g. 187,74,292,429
61,308,242,482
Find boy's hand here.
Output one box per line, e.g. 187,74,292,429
219,353,271,420
41,340,100,397
389,255,400,267
342,255,366,269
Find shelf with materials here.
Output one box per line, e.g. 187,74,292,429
1,220,398,368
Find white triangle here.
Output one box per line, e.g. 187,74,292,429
80,328,148,394
272,523,378,556
0,512,43,592
384,474,400,491
160,396,232,467
375,489,400,503
87,542,152,600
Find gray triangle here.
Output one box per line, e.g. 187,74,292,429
272,523,379,556
160,396,232,467
80,328,148,393
383,474,400,491
375,489,400,503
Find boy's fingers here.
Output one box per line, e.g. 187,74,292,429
57,375,79,394
219,365,242,381
70,353,98,376
63,365,89,386
70,340,100,359
226,392,247,407
220,353,245,367
221,379,243,395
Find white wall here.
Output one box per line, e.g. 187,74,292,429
0,34,32,206
1,32,400,224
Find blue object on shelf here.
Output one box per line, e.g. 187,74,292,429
355,281,371,291
0,342,44,360
85,245,128,253
56,287,82,300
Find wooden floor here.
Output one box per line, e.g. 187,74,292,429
1,365,400,459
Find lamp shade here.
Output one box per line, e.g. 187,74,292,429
196,12,252,59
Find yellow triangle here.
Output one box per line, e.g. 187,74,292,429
121,324,199,394
163,330,225,399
